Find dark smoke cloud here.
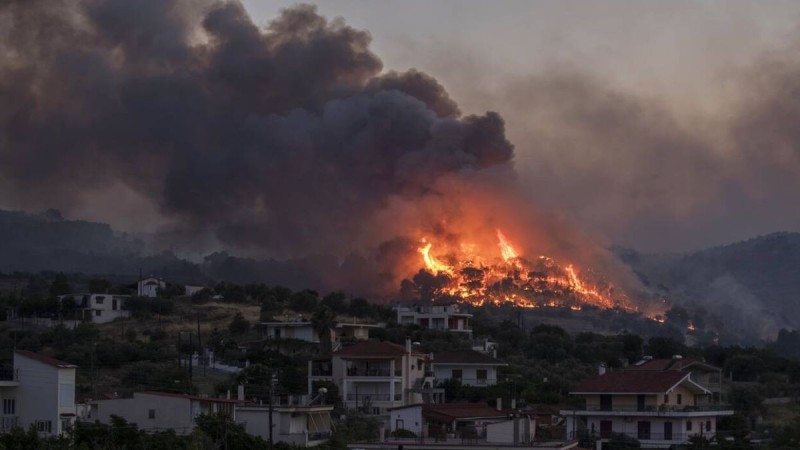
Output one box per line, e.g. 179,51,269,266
0,0,513,262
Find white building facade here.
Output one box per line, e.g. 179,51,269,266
432,350,506,387
394,304,472,336
236,398,333,447
59,293,130,324
12,350,77,436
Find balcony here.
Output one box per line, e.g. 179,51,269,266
569,430,707,442
346,393,402,402
561,404,734,417
0,368,19,386
310,369,332,377
346,368,400,377
0,416,18,432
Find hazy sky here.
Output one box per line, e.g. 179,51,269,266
4,0,800,254
240,0,800,252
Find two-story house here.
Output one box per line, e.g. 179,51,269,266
13,350,78,436
561,370,734,448
236,395,334,447
308,340,440,415
59,293,130,324
137,277,165,297
432,350,506,386
394,303,472,336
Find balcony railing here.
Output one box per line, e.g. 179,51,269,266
0,416,18,432
569,430,710,441
308,431,332,441
568,404,733,413
345,393,402,402
346,368,399,377
310,369,332,377
0,368,18,382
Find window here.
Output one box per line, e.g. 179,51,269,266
95,296,105,304
600,395,612,411
396,419,404,430
148,409,156,419
59,383,74,406
452,369,462,380
35,420,52,433
637,421,651,440
706,420,712,432
686,420,692,431
3,399,15,415
677,393,682,405
95,310,102,317
663,394,669,404
476,369,487,384
112,299,118,310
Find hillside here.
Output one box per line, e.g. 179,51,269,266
619,232,800,340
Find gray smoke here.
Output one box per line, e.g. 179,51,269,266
0,0,513,260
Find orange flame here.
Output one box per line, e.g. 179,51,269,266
418,239,455,275
496,229,518,262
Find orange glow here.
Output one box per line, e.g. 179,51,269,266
411,229,633,311
687,321,696,332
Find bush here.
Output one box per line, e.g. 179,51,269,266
229,313,250,335
391,428,417,438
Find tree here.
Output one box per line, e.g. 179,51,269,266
289,290,318,312
311,306,337,355
88,278,111,294
321,291,348,314
49,273,71,297
228,313,250,335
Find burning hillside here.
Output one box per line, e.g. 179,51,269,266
402,228,636,312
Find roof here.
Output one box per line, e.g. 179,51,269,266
138,391,246,404
627,357,720,372
571,371,700,394
15,350,78,369
433,350,505,366
423,403,511,421
334,341,408,359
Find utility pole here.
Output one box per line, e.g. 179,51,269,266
268,362,274,449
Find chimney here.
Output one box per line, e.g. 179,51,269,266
598,364,606,375
237,384,245,401
511,398,516,409
405,338,411,354
497,397,502,411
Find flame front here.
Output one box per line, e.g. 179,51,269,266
412,229,632,311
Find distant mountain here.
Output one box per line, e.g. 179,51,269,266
618,232,800,340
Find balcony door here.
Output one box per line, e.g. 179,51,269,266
600,395,612,411
664,421,673,440
637,421,651,440
637,394,645,411
599,420,612,438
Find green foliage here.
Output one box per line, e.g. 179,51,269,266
645,336,688,358
194,412,269,449
289,290,318,312
311,305,337,354
124,296,174,317
228,312,250,335
321,291,348,313
391,428,417,438
49,272,71,297
607,432,641,449
88,278,111,293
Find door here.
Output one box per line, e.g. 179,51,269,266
637,421,651,440
599,420,612,438
664,421,673,440
637,394,646,411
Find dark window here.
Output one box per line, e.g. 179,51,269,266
706,420,711,431
112,299,118,310
3,399,14,414
637,394,646,411
95,296,105,304
148,409,155,419
600,420,612,438
477,369,487,383
664,394,669,404
686,420,692,431
637,421,651,440
95,310,102,317
664,422,673,440
600,395,612,411
677,393,682,405
452,369,462,380
396,419,404,430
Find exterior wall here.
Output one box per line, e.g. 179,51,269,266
264,324,318,343
138,279,164,297
61,294,131,324
432,364,498,386
185,286,205,296
14,355,67,436
0,386,19,432
579,415,718,445
485,417,534,445
91,395,194,433
389,406,423,435
394,305,472,334
236,406,332,447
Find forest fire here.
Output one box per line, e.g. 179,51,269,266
412,229,634,311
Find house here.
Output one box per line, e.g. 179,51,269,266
394,303,472,336
388,404,425,436
262,320,319,343
334,322,385,348
308,340,443,416
471,338,498,357
432,350,506,386
236,395,333,447
59,293,130,324
626,356,724,402
88,391,244,434
485,416,536,445
11,350,78,436
423,403,514,440
137,277,165,297
560,370,734,448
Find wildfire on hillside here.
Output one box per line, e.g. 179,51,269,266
410,228,637,311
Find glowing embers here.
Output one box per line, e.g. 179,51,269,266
415,230,629,311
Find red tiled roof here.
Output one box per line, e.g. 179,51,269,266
627,357,720,372
572,371,689,394
423,403,511,421
138,391,245,404
334,341,407,358
434,350,505,365
15,350,78,368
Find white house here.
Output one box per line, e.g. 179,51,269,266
59,293,130,324
432,350,506,386
308,340,443,416
394,303,472,336
262,321,319,342
236,396,333,447
137,278,165,297
89,391,244,434
13,350,78,436
388,404,424,435
485,416,536,445
560,370,734,448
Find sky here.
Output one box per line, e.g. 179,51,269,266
3,0,800,255
240,1,800,252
